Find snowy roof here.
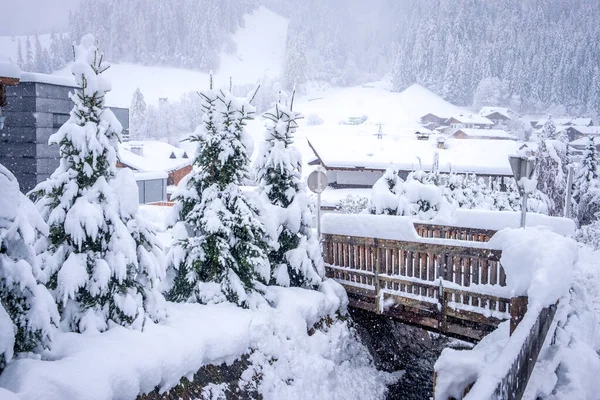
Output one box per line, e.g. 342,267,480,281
133,171,168,181
479,107,517,119
535,117,594,127
19,72,76,87
307,134,523,176
0,55,20,80
452,128,517,140
565,125,600,135
446,114,494,125
300,121,433,138
569,136,599,147
118,141,192,173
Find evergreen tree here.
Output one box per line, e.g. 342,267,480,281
254,93,323,288
129,88,147,141
16,38,23,67
283,19,308,92
34,34,47,73
166,77,270,305
33,35,166,333
24,36,34,72
539,115,557,140
535,134,566,216
0,165,58,373
573,136,598,205
49,31,65,71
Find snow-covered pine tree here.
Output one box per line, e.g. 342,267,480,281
16,39,23,68
573,136,598,206
0,165,58,372
49,31,64,72
167,77,270,305
535,134,566,216
129,88,147,141
539,115,558,140
254,93,323,288
33,35,166,333
24,36,34,72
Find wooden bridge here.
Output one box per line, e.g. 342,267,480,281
321,218,559,400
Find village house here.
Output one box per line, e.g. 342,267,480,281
569,136,600,157
450,128,517,140
445,114,494,130
117,140,193,202
562,125,600,142
534,117,594,129
419,113,449,130
306,134,520,210
479,107,520,125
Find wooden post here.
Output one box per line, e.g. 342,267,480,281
510,296,528,335
374,239,381,313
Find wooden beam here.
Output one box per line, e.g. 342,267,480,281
0,77,19,86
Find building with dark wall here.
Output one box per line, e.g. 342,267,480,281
0,72,129,193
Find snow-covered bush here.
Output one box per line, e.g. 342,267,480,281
32,35,166,333
0,165,59,372
167,78,270,305
369,167,451,220
336,195,369,214
254,95,323,288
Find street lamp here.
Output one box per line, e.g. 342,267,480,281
307,166,328,239
508,155,537,228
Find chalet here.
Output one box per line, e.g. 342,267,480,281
534,117,594,129
307,134,519,193
569,136,600,155
445,114,494,130
0,70,129,193
563,125,600,142
420,113,449,130
479,107,519,124
117,141,193,201
450,128,517,141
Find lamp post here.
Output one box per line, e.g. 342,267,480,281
508,155,537,228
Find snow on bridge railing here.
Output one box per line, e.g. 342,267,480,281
432,226,577,400
320,213,527,340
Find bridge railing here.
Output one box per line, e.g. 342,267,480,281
323,232,518,341
434,301,557,400
413,223,496,242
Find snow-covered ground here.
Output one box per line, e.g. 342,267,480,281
0,279,397,400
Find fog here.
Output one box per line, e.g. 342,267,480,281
0,0,79,35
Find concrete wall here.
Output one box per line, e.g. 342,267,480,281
0,81,64,192
1,80,130,193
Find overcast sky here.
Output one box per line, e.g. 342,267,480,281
0,0,79,35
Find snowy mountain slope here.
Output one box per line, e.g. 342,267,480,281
0,7,287,107
293,81,469,130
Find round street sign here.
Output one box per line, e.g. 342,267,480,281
307,168,328,193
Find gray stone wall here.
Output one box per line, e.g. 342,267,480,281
1,79,130,194
0,81,68,193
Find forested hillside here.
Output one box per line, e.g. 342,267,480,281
68,0,256,69
274,0,600,115
13,0,600,116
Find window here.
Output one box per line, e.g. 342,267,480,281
53,113,70,128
